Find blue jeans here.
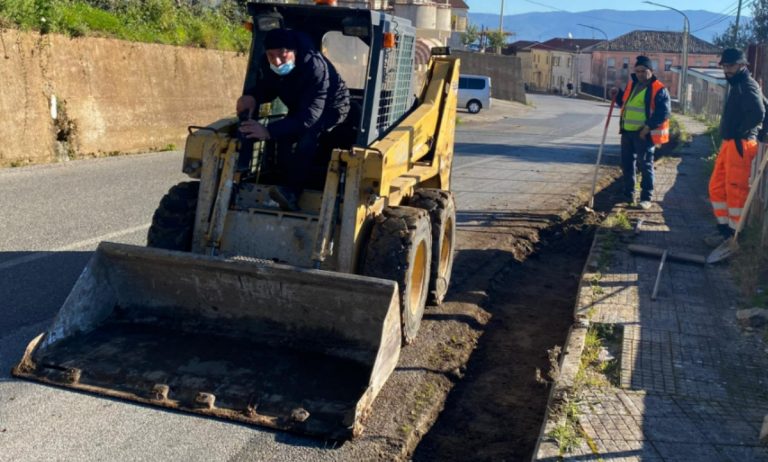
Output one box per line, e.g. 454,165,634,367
620,132,655,202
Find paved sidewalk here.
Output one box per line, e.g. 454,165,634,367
534,117,768,461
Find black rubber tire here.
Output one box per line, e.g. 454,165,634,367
362,206,432,345
409,189,456,305
467,99,482,114
147,181,199,251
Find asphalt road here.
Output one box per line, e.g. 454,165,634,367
0,94,620,461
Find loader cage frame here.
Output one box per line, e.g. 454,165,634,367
244,3,415,147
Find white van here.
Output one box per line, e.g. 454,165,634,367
458,74,492,114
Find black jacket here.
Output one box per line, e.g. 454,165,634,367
721,68,765,141
614,74,671,134
245,31,350,140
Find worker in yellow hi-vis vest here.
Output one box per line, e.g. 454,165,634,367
610,56,671,210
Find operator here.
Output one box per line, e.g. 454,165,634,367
705,48,765,247
237,28,350,211
610,55,671,210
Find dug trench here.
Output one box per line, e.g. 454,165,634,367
402,178,622,462
340,174,623,461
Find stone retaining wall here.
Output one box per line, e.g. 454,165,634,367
453,50,527,104
0,30,247,166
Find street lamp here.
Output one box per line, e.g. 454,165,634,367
578,24,609,100
644,1,689,114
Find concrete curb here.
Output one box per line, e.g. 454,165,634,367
529,227,599,461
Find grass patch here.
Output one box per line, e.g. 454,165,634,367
669,115,691,145
702,122,722,175
0,0,250,51
602,210,631,231
576,323,620,388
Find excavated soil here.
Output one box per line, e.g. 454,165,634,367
409,205,607,461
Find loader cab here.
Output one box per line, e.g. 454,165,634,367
244,3,416,147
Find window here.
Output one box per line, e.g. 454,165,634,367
546,55,550,64
623,57,630,69
695,60,702,67
607,57,615,68
322,32,369,89
567,57,572,67
709,61,717,67
665,59,672,71
651,60,659,71
458,77,486,90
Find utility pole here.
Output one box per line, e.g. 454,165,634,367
497,0,504,54
578,24,609,100
644,1,689,113
733,0,744,47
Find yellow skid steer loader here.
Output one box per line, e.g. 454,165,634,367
14,2,459,439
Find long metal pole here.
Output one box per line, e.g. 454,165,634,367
643,2,689,113
497,0,504,54
578,24,609,99
589,98,616,208
733,0,744,46
681,17,689,114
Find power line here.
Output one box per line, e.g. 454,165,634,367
692,4,744,32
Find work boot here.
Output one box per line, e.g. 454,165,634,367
269,185,301,212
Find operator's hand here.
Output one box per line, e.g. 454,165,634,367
639,125,650,139
240,119,271,140
609,87,618,99
236,95,256,117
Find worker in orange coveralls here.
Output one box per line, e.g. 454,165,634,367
706,48,765,246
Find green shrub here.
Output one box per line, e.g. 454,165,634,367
0,0,251,51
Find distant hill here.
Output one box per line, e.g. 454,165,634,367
468,9,743,44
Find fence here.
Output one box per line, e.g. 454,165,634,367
746,144,768,249
688,86,725,124
580,82,606,100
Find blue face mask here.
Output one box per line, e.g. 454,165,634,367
270,60,295,76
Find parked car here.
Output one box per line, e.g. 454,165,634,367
458,74,491,114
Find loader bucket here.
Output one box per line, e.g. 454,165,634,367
13,242,401,439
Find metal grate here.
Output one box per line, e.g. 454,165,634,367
376,33,415,133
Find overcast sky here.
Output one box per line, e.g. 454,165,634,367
464,0,746,16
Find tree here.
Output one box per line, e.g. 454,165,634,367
486,30,506,54
751,0,768,43
713,0,768,49
713,21,754,50
460,23,479,48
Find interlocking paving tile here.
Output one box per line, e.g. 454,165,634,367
535,116,768,462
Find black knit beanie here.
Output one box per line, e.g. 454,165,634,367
264,29,298,50
634,55,652,69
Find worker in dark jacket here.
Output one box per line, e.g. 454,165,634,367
610,56,671,210
237,28,350,211
706,48,766,246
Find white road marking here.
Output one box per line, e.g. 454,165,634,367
0,223,150,271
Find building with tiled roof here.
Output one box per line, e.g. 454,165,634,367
524,38,605,93
590,30,721,99
593,30,722,54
